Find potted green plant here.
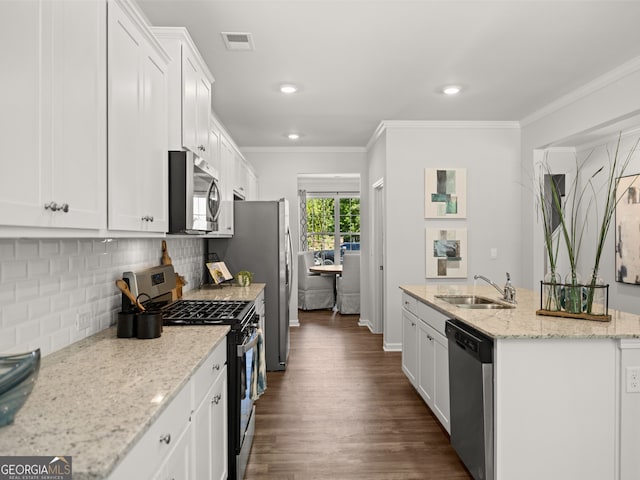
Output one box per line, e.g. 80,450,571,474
236,270,253,287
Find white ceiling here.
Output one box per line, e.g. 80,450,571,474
136,0,640,148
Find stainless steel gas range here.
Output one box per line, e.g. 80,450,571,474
122,265,259,480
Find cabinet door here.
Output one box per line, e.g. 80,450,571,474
402,308,418,386
155,422,192,480
218,139,235,235
234,154,248,199
181,48,199,153
417,320,435,406
195,76,211,158
193,367,228,480
0,0,106,230
208,125,221,174
49,0,106,229
107,0,168,232
0,1,46,226
107,1,143,231
433,332,450,433
139,45,168,232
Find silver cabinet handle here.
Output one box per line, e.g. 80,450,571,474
141,215,155,222
44,202,69,212
159,433,171,444
212,363,220,371
212,393,222,405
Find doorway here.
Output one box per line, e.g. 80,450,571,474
372,178,385,334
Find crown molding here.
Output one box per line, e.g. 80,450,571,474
240,146,367,154
521,55,640,128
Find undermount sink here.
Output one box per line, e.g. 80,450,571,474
435,294,515,309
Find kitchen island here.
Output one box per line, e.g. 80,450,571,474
400,284,640,480
0,323,229,479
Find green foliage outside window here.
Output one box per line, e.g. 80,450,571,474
306,197,360,256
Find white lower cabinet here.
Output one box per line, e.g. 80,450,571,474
401,306,418,387
108,382,192,479
109,339,227,480
417,317,450,432
401,292,450,433
155,422,193,480
192,341,228,480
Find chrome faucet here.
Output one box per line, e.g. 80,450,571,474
474,272,517,304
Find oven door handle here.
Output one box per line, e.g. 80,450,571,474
237,332,259,357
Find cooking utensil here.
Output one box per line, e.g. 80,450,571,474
161,240,172,265
115,279,146,312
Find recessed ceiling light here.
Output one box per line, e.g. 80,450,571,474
443,85,462,95
287,133,301,140
280,84,298,94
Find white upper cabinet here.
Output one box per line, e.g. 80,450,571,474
107,0,169,233
0,0,106,230
152,27,214,162
218,137,235,236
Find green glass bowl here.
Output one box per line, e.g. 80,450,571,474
0,349,41,427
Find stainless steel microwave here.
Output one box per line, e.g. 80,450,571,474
168,151,221,234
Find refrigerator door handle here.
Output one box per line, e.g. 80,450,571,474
286,228,293,300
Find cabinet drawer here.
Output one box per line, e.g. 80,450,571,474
109,383,191,479
192,339,227,408
401,293,418,316
417,301,449,336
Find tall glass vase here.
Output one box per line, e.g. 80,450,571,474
586,269,605,315
563,271,583,314
542,270,561,311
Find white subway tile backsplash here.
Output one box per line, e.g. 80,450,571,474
50,257,69,275
2,302,28,327
39,240,60,258
2,260,28,282
0,237,205,356
28,298,51,320
0,240,15,260
39,276,60,296
16,240,39,259
15,281,38,303
28,259,50,278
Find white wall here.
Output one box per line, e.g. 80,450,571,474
521,57,640,314
370,122,521,349
242,147,368,325
0,237,204,356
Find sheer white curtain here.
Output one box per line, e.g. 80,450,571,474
298,189,308,251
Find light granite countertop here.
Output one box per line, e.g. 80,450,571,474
0,324,229,480
400,284,640,339
182,282,265,302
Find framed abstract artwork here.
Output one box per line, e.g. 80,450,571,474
424,168,467,218
426,228,467,278
615,174,640,284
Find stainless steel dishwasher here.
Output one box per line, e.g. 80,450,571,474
445,319,494,480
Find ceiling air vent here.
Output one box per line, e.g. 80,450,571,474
221,32,255,51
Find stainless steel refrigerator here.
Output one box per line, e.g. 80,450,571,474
207,199,292,371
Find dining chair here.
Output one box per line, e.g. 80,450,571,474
336,252,360,314
297,251,335,310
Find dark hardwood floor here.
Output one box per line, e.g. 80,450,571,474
244,309,472,480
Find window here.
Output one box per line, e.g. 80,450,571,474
306,195,360,265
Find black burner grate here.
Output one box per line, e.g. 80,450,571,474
162,300,251,325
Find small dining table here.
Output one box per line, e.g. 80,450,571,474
308,264,343,275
